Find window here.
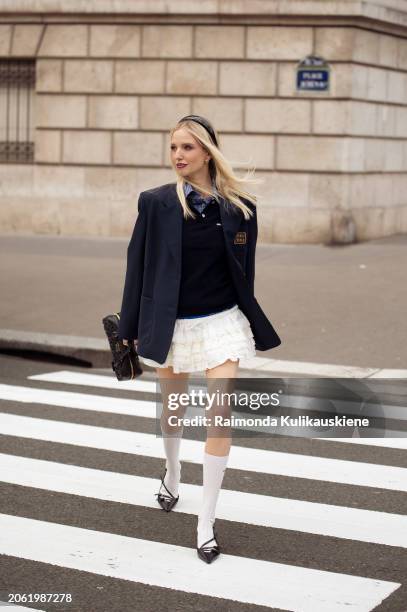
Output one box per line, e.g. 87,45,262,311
0,59,35,163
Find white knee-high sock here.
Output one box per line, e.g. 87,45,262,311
197,451,229,548
160,428,183,498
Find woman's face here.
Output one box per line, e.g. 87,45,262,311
170,127,211,181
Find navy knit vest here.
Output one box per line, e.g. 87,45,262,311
176,199,237,317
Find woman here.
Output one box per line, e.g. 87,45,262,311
119,115,281,564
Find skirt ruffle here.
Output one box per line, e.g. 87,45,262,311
138,304,256,373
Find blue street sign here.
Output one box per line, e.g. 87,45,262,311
296,55,330,92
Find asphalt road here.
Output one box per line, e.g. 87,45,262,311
0,353,406,612
1,232,407,370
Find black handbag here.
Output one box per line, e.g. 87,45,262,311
102,312,143,380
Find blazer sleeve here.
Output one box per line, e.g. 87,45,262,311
245,204,257,294
117,192,148,341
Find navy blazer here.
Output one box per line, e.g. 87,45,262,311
117,182,281,363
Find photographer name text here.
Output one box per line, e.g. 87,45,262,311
167,415,370,428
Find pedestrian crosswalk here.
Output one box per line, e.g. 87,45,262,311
2,378,406,447
0,605,45,612
26,370,407,424
1,412,406,490
1,453,406,548
0,513,399,612
0,368,405,611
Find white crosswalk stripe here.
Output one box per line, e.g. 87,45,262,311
0,604,45,611
28,370,158,393
0,383,156,417
0,369,405,611
2,379,406,447
0,453,406,548
0,514,399,612
28,370,407,422
1,412,406,490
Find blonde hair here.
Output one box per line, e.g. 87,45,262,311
169,118,264,221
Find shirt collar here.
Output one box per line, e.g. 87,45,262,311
183,180,217,200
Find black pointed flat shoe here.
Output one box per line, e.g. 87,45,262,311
197,526,220,564
154,468,179,512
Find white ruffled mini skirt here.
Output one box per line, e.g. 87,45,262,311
138,304,256,373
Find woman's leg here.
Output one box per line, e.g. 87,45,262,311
197,359,239,550
156,366,189,498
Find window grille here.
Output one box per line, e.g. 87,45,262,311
0,59,35,163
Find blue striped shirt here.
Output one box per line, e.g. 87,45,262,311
183,180,219,214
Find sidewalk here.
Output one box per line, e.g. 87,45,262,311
1,232,406,378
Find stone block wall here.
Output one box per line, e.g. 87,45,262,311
0,2,407,243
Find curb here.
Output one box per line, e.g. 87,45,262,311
0,330,263,376
0,329,263,376
0,329,406,379
0,329,147,370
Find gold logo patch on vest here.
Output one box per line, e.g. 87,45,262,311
234,231,247,245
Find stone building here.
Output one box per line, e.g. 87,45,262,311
0,0,407,243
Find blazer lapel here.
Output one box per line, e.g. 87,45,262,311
218,197,244,247
160,184,183,263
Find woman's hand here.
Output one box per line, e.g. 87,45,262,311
123,339,138,348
